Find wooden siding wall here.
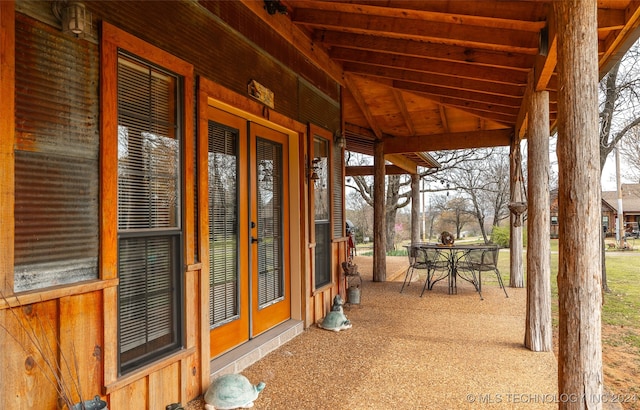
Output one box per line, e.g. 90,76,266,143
3,1,343,408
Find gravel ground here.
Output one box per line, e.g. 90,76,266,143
187,255,560,409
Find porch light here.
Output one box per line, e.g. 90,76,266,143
334,131,346,149
52,1,92,37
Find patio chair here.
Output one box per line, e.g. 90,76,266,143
420,247,451,296
400,244,429,293
457,246,508,300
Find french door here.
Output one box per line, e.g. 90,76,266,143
205,107,290,358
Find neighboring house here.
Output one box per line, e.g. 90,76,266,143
602,184,640,236
2,2,639,410
550,189,617,238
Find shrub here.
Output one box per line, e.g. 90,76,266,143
491,225,510,248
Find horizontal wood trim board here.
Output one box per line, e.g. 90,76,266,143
0,278,119,310
103,346,196,395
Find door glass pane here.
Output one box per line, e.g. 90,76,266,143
208,121,239,328
314,137,331,288
256,138,284,308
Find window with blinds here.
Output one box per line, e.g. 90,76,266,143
332,143,344,238
13,18,99,292
208,121,239,328
117,53,183,374
256,138,285,307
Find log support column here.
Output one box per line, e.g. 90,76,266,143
524,90,552,352
373,140,386,282
555,1,603,407
410,173,420,244
509,140,524,288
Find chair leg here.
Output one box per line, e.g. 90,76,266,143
400,266,414,293
420,268,432,297
474,270,483,300
495,268,509,298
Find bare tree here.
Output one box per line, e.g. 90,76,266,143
598,41,640,291
346,149,481,250
619,126,640,182
445,148,510,243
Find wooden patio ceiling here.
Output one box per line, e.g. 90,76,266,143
244,0,640,169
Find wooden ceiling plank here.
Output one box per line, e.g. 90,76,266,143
331,48,529,85
237,0,344,85
292,9,540,53
314,31,535,69
384,129,513,153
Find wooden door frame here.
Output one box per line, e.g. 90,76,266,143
197,77,306,369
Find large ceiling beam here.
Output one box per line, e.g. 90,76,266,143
237,0,344,85
346,165,413,176
384,153,418,174
384,129,513,153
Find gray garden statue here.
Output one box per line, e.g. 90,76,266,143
317,294,352,332
204,374,265,410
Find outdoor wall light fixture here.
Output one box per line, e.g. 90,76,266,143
334,131,347,149
52,1,92,37
309,158,321,181
264,0,288,15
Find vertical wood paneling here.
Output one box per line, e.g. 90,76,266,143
59,293,104,405
109,377,147,409
1,300,59,409
0,0,15,293
148,362,180,409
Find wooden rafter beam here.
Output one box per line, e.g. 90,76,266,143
343,73,383,139
313,31,536,70
351,67,526,98
237,0,344,85
384,129,513,152
598,1,640,76
331,48,529,85
291,0,546,32
392,89,415,136
292,9,539,53
402,82,522,109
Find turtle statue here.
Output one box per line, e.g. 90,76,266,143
317,294,352,332
204,374,265,410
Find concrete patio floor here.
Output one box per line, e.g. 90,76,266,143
236,255,559,409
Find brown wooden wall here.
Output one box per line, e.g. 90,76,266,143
2,1,344,408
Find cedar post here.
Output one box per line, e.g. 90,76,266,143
555,2,603,408
373,139,386,282
524,90,552,352
410,173,420,244
509,140,524,288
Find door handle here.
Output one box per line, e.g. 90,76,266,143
251,237,259,244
